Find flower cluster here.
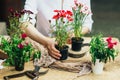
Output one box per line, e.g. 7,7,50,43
105,37,118,61
51,9,73,48
1,33,41,66
17,33,28,49
72,0,91,38
106,37,117,49
0,33,32,66
8,8,33,36
90,34,118,64
0,9,40,66
105,37,118,59
53,10,73,21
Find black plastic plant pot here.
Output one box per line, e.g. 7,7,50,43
71,37,84,51
15,58,25,71
15,65,24,71
55,45,69,60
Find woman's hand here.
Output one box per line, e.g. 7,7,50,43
45,38,61,59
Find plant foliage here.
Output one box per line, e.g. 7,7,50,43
90,34,118,64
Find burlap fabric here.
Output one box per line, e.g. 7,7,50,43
26,37,92,76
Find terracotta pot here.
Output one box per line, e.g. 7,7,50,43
71,37,84,51
55,45,69,60
92,59,104,74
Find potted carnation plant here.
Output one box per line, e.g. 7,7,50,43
90,34,118,74
0,33,41,71
71,0,90,51
51,9,73,60
0,9,41,71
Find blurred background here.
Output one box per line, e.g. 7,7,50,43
0,0,120,39
89,0,120,39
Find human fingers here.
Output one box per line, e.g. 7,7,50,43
47,44,61,59
48,49,61,59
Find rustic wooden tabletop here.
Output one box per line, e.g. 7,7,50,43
0,37,120,80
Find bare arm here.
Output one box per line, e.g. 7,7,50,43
20,22,61,59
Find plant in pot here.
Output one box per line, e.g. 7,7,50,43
0,9,41,71
71,0,90,51
7,8,33,36
0,32,41,71
51,9,73,60
90,34,118,74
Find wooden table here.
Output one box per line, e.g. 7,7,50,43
0,37,120,80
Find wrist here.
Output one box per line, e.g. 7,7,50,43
43,37,53,48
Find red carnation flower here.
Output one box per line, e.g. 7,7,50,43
21,33,27,39
106,37,117,49
54,10,60,12
53,13,60,20
67,16,73,21
66,10,73,16
108,43,114,49
106,37,112,44
18,43,24,49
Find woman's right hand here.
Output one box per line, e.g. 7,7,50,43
45,38,61,59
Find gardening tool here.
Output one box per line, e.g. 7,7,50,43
3,66,48,80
